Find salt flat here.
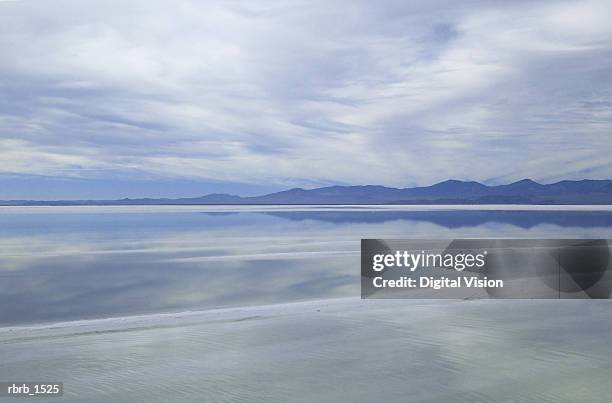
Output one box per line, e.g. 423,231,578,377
2,204,612,214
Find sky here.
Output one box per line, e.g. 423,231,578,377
1,0,611,199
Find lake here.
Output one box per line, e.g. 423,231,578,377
1,206,612,402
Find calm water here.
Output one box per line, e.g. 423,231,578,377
1,206,612,402
1,206,612,326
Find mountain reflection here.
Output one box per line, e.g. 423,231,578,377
260,210,612,228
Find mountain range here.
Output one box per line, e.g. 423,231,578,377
2,179,612,205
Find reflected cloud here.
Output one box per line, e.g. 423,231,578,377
1,209,612,326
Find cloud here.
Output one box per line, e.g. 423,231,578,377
1,0,611,195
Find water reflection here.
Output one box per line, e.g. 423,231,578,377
1,208,612,326
264,210,612,228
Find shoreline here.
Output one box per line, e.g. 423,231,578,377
2,204,612,214
2,297,609,339
0,297,365,336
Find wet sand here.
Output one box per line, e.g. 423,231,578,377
2,298,612,402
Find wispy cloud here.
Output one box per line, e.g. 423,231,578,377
1,0,611,196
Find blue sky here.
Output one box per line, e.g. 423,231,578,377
1,0,611,199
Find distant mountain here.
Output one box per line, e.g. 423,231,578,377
2,179,612,205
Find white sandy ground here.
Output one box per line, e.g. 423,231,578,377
1,204,612,214
1,297,612,402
